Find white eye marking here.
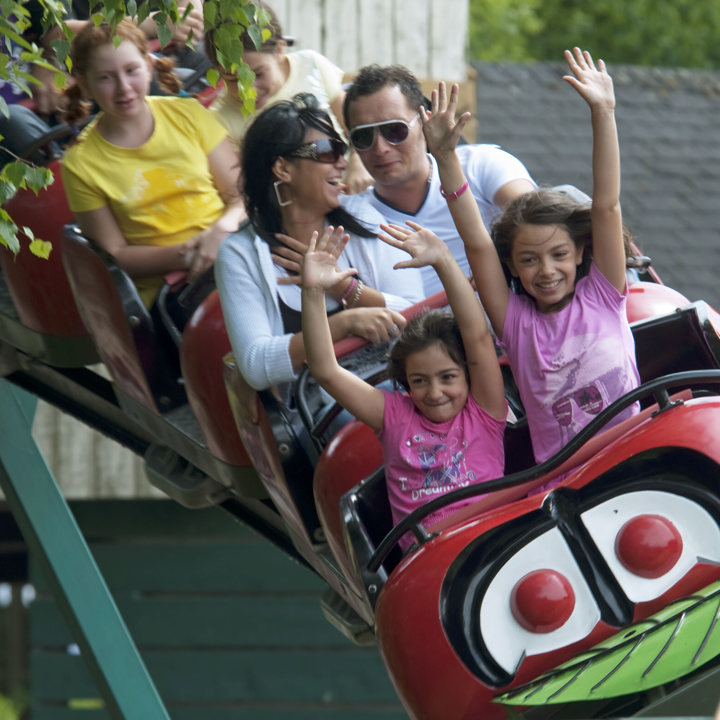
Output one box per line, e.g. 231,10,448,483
480,528,600,675
581,490,720,602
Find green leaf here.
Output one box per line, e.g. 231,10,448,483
154,13,172,48
495,579,720,707
29,237,53,259
203,0,217,27
246,23,263,51
24,166,53,193
0,179,18,205
0,215,20,254
206,66,219,87
2,161,29,190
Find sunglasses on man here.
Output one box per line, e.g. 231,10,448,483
287,138,348,164
349,114,420,151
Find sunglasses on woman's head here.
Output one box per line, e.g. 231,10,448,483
349,114,420,151
287,137,348,163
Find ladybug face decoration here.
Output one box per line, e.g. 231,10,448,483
442,488,720,683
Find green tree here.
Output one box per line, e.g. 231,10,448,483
469,0,542,62
469,0,720,69
0,0,264,253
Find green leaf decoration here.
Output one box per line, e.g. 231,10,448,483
28,237,52,260
495,579,720,706
0,179,18,206
24,166,53,194
0,215,20,254
2,162,27,190
155,14,172,48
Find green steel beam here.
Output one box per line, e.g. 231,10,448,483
0,380,170,719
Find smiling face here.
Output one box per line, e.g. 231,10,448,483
82,40,152,120
405,342,469,424
243,47,288,109
345,84,427,190
278,129,348,215
507,223,585,313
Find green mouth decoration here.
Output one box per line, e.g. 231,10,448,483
495,578,720,706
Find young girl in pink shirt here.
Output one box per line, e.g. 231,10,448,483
299,223,507,545
425,47,640,465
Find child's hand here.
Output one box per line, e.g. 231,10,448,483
379,221,451,269
421,81,471,157
563,47,615,112
295,226,356,291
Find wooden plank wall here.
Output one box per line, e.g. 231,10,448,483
271,0,468,81
27,500,407,719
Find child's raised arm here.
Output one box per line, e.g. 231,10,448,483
379,223,507,421
563,47,626,293
300,227,386,432
420,82,511,336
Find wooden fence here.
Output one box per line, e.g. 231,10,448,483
270,0,469,81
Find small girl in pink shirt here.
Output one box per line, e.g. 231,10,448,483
299,222,507,546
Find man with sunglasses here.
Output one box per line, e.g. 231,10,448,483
343,64,536,296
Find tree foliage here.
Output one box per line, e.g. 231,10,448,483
469,0,720,70
0,0,264,254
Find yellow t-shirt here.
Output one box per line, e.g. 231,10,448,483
62,96,229,306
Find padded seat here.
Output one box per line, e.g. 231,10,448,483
180,291,256,482
61,226,186,413
0,160,97,366
314,420,383,574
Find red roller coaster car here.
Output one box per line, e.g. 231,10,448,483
2,150,720,718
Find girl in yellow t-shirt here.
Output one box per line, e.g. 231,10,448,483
61,18,245,309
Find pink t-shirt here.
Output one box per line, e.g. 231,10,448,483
378,389,506,547
499,262,640,464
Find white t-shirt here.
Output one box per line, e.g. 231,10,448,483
348,144,535,296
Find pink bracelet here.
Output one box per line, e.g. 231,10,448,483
440,179,469,202
341,276,358,305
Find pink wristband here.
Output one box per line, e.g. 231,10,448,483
341,276,358,303
440,179,469,202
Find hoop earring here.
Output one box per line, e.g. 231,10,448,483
273,180,293,207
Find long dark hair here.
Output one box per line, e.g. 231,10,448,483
242,93,375,244
388,309,468,391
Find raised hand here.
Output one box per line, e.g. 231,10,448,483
378,221,452,270
421,81,471,157
563,47,615,112
298,226,356,291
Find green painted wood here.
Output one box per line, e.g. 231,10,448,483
31,706,409,719
67,500,252,539
31,541,322,594
26,489,405,716
31,593,350,646
0,380,170,720
32,649,402,704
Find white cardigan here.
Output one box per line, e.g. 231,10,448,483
215,210,424,390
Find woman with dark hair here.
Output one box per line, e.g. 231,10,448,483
215,93,424,391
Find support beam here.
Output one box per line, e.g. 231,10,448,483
0,379,170,719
